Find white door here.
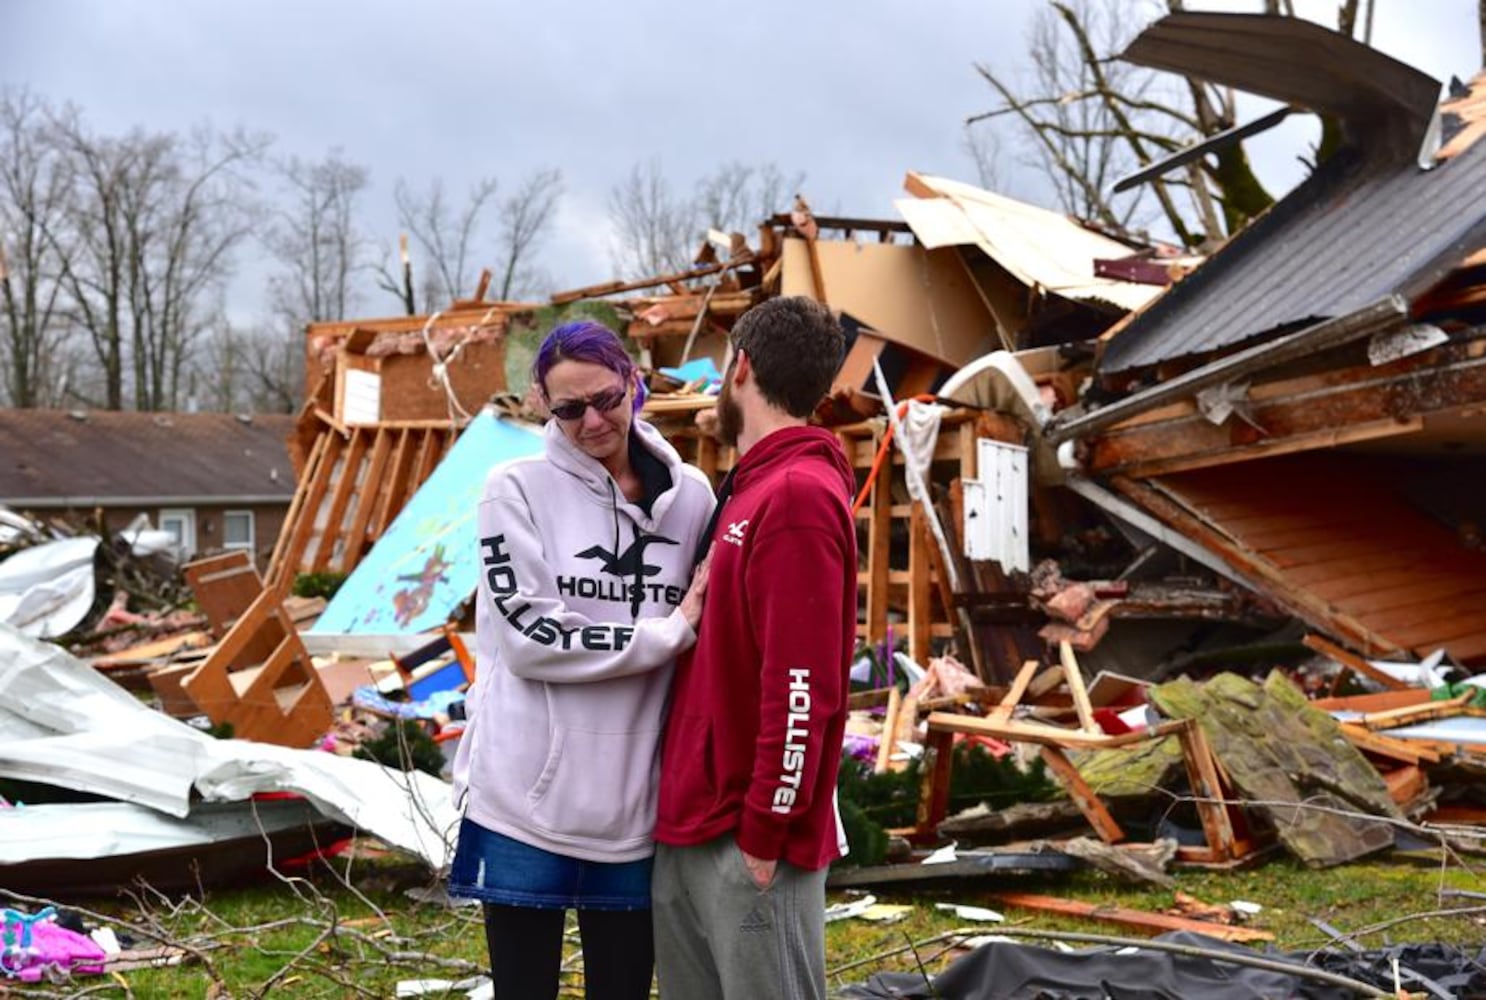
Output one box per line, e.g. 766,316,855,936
158,508,197,560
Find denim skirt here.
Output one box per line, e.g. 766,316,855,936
447,817,653,910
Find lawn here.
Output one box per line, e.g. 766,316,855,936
14,847,1486,998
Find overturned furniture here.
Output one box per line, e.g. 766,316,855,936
167,551,332,747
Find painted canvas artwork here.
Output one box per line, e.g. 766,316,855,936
310,412,544,635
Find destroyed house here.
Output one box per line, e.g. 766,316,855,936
0,409,295,564
1050,12,1486,667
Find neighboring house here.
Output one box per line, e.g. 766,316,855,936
0,409,296,566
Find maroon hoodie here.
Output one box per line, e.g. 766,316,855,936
655,425,857,870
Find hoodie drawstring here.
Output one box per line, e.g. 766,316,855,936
607,479,642,622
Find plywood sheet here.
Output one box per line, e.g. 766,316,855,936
781,238,995,368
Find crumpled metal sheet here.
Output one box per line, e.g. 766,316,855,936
0,536,98,638
0,621,458,869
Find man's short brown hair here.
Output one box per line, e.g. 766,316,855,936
730,297,845,418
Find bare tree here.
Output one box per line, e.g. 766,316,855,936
390,176,496,309
264,152,368,326
607,158,695,279
0,89,73,408
962,123,1003,191
190,318,301,415
608,159,802,279
493,167,562,301
695,161,802,235
46,112,263,410
969,0,1277,247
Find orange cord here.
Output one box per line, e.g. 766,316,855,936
850,394,938,515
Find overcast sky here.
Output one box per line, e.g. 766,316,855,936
2,0,1480,323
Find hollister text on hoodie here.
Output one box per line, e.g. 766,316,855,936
655,425,858,871
452,419,715,863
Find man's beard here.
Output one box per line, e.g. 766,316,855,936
715,375,743,447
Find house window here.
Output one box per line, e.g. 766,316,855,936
223,510,254,553
159,508,197,560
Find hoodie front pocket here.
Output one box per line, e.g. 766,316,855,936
526,726,566,804
528,727,661,842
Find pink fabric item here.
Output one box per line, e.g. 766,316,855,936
3,912,107,984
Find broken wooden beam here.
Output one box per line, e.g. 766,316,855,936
1059,641,1099,735
1337,723,1441,765
550,255,754,304
1303,633,1412,692
1039,745,1126,844
990,892,1274,943
1355,691,1474,731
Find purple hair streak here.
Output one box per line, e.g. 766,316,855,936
533,320,646,413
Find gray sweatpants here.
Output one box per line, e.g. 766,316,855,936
652,834,828,1000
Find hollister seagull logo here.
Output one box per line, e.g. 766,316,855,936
723,519,750,547
558,530,685,614
574,531,678,578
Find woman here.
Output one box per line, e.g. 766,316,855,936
449,320,715,999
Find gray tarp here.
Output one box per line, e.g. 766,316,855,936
843,931,1486,999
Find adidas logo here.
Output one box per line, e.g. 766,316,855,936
739,903,771,933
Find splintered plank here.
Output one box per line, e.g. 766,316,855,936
368,428,415,542
914,727,955,843
908,505,933,664
1039,746,1124,844
412,427,448,487
875,687,901,775
1058,642,1098,734
988,660,1040,722
1302,634,1411,692
312,428,370,573
1356,692,1473,731
1337,724,1439,765
925,712,1189,750
279,430,346,583
1384,765,1428,807
1312,689,1433,713
341,426,392,571
266,430,331,589
1175,719,1238,860
865,431,893,646
990,892,1273,943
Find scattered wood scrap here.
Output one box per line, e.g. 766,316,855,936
989,892,1274,943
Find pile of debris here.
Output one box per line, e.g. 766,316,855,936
0,506,195,649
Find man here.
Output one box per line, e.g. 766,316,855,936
653,296,857,999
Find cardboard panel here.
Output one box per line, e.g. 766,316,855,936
781,238,995,368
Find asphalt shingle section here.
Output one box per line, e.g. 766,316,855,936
0,410,296,503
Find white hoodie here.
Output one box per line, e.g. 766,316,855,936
452,418,715,862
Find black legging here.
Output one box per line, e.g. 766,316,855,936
483,903,654,999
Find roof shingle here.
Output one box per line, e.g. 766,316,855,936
0,409,296,505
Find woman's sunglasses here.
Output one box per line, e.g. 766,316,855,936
548,385,629,422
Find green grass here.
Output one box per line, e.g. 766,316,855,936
24,849,1486,997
